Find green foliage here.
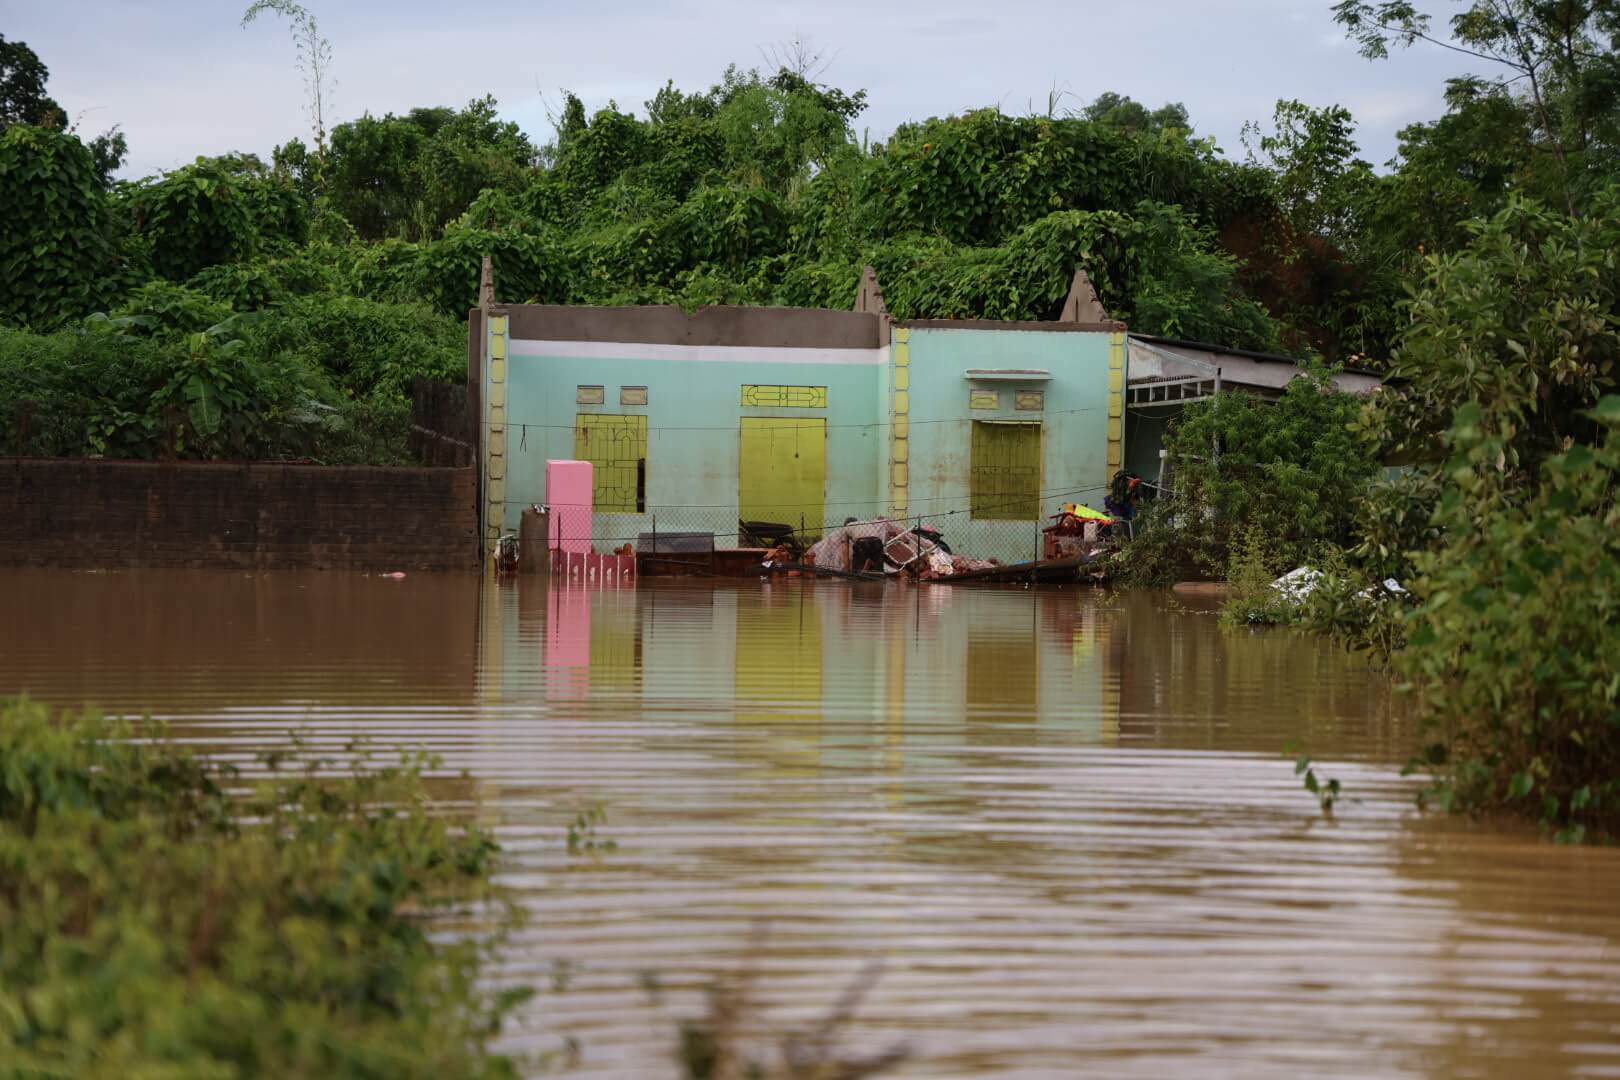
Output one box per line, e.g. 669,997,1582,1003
1245,100,1376,250
0,124,129,329
187,243,342,310
0,315,418,462
565,806,617,856
0,698,528,1077
0,35,58,130
415,227,569,316
1159,370,1381,574
1105,501,1184,587
1334,1,1620,212
1217,528,1300,626
325,99,536,242
241,294,464,397
1291,545,1414,662
409,97,536,238
1374,79,1535,257
126,157,263,280
110,279,234,336
1348,191,1620,836
1356,194,1620,471
1287,744,1344,815
1400,398,1620,840
0,35,127,185
1082,92,1192,135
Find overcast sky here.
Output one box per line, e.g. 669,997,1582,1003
9,0,1488,179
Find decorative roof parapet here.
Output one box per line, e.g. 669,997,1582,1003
1059,269,1123,328
853,265,888,315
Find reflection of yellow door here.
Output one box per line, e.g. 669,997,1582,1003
739,418,825,530
735,588,822,776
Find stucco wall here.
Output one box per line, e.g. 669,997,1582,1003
480,304,1120,561
500,338,888,540
901,326,1114,557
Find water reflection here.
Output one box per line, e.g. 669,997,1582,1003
2,569,1618,1078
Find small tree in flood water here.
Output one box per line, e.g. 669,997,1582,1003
1354,198,1620,839
1400,398,1620,840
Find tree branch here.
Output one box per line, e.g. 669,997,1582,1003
1361,19,1524,68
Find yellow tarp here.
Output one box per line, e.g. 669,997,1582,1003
1058,503,1116,522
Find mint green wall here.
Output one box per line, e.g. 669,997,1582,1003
903,328,1113,555
495,327,1113,559
502,349,886,540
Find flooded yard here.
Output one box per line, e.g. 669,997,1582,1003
2,569,1617,1078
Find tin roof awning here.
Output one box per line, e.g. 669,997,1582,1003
963,368,1051,381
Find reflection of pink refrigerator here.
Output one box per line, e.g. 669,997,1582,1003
546,459,593,556
545,583,591,700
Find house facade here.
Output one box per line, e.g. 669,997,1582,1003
470,267,1129,563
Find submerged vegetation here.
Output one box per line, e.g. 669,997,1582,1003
0,699,529,1076
1113,3,1620,839
1181,210,1620,836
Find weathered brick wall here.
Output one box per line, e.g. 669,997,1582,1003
0,460,479,571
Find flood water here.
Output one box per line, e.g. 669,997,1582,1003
3,568,1618,1078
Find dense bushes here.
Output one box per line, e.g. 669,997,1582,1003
0,63,1363,446
1190,194,1620,839
125,159,256,278
0,314,418,464
241,294,465,397
0,700,527,1077
1116,369,1380,582
0,124,133,329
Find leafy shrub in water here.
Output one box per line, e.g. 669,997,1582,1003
1291,546,1413,663
1105,501,1186,587
1160,369,1380,575
0,699,528,1077
1217,528,1301,627
1400,398,1620,841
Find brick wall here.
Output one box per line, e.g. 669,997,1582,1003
0,460,479,571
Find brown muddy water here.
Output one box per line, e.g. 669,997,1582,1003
2,568,1618,1078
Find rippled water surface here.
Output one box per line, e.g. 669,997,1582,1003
3,569,1618,1078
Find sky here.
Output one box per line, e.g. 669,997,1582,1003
7,0,1491,179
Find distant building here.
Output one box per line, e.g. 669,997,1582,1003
1123,335,1384,485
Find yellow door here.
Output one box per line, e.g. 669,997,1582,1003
575,414,648,512
739,417,826,533
970,420,1042,520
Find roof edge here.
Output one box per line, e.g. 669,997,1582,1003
1128,333,1384,377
